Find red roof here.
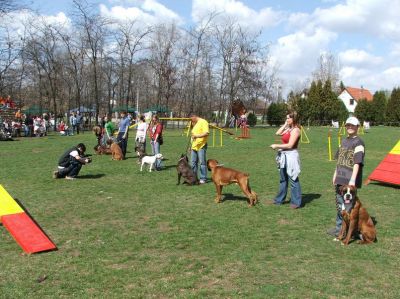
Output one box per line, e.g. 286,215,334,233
345,87,373,102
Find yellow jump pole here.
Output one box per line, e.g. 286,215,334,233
212,128,216,147
220,129,223,147
338,132,342,148
328,130,333,161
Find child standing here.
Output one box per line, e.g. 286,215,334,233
328,116,365,238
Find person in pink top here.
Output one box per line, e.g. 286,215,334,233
270,111,302,209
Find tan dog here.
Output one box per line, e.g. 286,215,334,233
207,159,257,206
338,185,376,245
109,140,123,160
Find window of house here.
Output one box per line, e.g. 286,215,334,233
350,98,354,105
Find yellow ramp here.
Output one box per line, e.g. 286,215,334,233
0,185,24,223
389,140,400,155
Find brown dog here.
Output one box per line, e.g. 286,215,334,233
109,139,123,160
93,144,112,155
207,159,257,206
176,154,198,185
338,185,376,245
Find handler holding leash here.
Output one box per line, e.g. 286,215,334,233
270,111,302,209
53,143,91,180
190,112,209,184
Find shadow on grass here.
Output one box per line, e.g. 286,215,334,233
78,174,105,179
301,193,321,206
221,193,248,202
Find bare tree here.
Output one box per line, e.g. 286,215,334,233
312,52,340,90
72,0,110,123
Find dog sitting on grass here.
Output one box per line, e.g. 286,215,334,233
176,154,198,185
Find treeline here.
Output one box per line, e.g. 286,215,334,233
0,1,278,126
266,80,400,126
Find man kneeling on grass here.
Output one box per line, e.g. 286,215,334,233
53,143,91,180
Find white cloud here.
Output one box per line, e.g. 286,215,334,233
270,28,337,88
192,0,284,30
339,49,383,68
100,0,183,25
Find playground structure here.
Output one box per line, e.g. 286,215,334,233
0,185,57,254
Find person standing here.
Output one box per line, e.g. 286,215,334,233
190,113,209,184
117,111,130,159
135,115,148,153
104,115,115,142
69,113,77,135
327,116,365,238
270,111,302,209
149,115,164,170
76,111,82,134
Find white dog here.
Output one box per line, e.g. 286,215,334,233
140,153,163,172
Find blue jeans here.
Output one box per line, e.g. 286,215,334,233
191,144,207,181
274,167,302,207
334,185,344,233
151,140,162,169
58,159,82,178
117,132,128,158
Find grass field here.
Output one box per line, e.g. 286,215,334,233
1,126,400,298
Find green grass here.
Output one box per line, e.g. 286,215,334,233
1,126,400,298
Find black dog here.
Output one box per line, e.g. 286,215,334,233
176,154,198,185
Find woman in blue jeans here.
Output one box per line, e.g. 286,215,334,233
270,111,302,209
149,115,163,170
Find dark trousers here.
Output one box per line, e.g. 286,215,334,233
117,132,128,158
58,160,82,178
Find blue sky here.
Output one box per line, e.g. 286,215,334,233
20,0,400,95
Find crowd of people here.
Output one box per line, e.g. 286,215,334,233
50,108,366,241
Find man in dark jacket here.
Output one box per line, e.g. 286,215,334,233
53,143,91,180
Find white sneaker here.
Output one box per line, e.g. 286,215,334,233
199,179,206,184
65,176,75,180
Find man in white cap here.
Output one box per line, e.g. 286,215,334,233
327,116,365,238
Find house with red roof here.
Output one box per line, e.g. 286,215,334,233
338,86,373,114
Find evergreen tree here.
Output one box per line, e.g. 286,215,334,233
386,87,400,125
371,91,387,124
307,80,323,124
267,102,288,126
354,99,372,123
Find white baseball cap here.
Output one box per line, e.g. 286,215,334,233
345,116,360,126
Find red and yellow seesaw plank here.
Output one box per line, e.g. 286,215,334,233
367,140,400,186
0,185,56,254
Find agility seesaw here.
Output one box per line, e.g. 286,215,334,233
0,184,57,254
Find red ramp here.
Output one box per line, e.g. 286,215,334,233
2,212,57,254
367,140,400,186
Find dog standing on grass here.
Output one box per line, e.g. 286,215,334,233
207,159,257,206
338,185,376,245
140,153,163,172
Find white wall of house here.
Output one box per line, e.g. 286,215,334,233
338,90,356,113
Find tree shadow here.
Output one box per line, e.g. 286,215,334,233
78,174,105,179
301,193,321,207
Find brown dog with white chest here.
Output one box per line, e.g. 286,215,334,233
338,185,376,245
207,159,257,206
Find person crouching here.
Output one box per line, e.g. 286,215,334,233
53,143,91,180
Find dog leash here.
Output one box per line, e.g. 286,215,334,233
184,122,193,155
